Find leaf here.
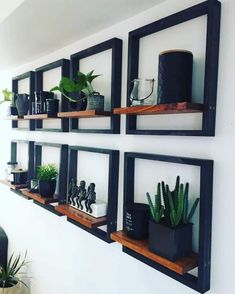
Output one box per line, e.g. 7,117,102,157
61,77,75,92
50,86,60,92
183,183,189,224
146,192,156,221
187,198,200,222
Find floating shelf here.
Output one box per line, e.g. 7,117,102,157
24,114,58,120
58,110,111,118
114,102,203,116
6,115,24,121
0,179,27,190
55,204,107,229
21,189,58,204
111,231,198,275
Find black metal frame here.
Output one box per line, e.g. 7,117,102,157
35,59,70,132
67,146,119,242
12,71,35,130
34,142,68,213
70,38,122,134
126,0,221,136
123,152,213,293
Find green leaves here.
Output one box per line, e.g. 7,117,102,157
37,164,58,181
146,183,164,223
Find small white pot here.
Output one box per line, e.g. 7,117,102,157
0,283,21,294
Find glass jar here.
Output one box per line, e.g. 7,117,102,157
130,79,155,106
5,161,18,182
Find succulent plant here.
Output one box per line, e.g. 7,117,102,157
146,182,164,223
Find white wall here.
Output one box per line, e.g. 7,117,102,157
0,0,234,293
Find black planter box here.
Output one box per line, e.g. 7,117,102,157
39,180,56,198
149,220,192,261
11,170,28,185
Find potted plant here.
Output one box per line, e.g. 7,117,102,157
37,164,58,198
0,89,17,116
0,252,28,294
50,70,104,111
147,176,199,261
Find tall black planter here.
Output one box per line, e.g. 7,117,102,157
149,220,192,261
46,99,59,116
15,94,29,116
39,180,56,198
124,203,150,240
157,50,193,104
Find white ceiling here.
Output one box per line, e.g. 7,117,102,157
0,0,166,70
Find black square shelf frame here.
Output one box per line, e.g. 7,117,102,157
8,140,35,198
35,59,70,132
70,38,122,134
126,0,221,136
66,146,119,243
122,152,213,293
34,142,68,214
12,71,35,131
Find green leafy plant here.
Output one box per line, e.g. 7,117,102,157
37,164,58,182
0,89,14,105
146,182,164,223
162,176,199,228
0,252,28,289
50,70,100,103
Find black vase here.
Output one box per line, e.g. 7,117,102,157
148,219,192,261
124,203,150,240
157,50,193,104
15,94,29,116
39,180,56,198
46,99,59,116
69,92,87,111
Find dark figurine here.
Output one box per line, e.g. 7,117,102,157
68,178,78,206
76,180,87,210
85,183,96,214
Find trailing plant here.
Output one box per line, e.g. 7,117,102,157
162,176,199,228
37,164,58,182
50,70,100,103
0,89,14,105
146,182,164,223
0,252,28,289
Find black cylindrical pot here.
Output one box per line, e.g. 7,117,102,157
86,94,104,111
39,180,56,198
149,219,192,261
157,50,193,104
46,99,59,116
68,92,87,111
124,203,150,240
15,94,29,116
11,170,28,185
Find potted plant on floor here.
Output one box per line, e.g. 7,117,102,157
147,176,199,261
50,70,104,111
0,252,28,294
37,164,58,198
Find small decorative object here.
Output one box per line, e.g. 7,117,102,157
11,169,28,185
76,180,87,210
33,91,54,114
45,98,59,116
130,79,155,106
27,179,39,192
147,176,199,261
0,251,28,294
157,50,193,104
124,203,150,240
85,183,96,213
5,161,18,182
15,94,29,116
50,70,104,111
37,164,58,198
68,178,79,206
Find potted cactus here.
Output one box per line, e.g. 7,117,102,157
147,176,199,261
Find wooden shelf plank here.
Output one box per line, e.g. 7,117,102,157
114,102,203,116
58,110,111,118
111,231,198,275
6,115,24,121
21,189,58,204
55,204,107,229
0,179,27,190
24,114,58,120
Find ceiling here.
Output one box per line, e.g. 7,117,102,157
0,0,166,71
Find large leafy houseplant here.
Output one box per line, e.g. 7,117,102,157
0,252,28,293
146,176,199,261
37,164,58,198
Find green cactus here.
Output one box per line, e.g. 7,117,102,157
146,182,164,223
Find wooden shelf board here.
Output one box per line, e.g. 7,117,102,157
21,189,58,204
57,110,111,118
0,180,27,190
114,102,203,115
111,231,198,275
6,115,24,121
55,204,107,229
24,114,58,120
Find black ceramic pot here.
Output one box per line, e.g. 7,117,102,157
39,180,56,198
68,92,87,111
15,94,29,116
149,219,192,261
86,93,104,111
11,170,28,185
124,203,150,240
157,50,193,104
46,99,59,116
